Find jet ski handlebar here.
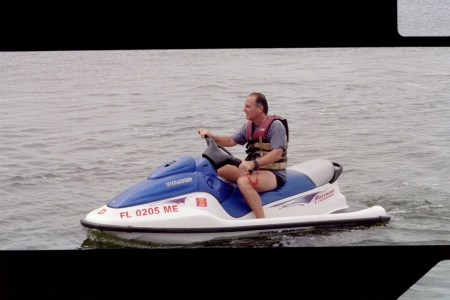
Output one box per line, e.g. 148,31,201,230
201,136,243,171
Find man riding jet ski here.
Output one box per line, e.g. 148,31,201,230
80,93,390,244
199,92,287,219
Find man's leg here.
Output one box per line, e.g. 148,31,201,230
237,171,277,218
217,165,243,183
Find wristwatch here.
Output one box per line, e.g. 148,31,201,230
253,159,259,170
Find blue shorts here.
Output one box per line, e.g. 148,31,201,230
275,174,286,188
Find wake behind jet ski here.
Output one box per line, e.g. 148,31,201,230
80,136,390,244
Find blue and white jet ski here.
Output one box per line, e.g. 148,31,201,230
80,137,390,244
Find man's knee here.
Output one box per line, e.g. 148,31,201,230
237,176,254,191
236,176,246,186
237,176,258,192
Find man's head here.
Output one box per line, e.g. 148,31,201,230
243,92,268,123
251,92,268,115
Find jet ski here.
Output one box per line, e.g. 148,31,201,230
80,137,390,244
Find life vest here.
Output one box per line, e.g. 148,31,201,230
245,115,289,170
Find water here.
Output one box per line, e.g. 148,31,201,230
398,0,450,36
1,48,449,297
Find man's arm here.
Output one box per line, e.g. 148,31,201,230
253,148,283,167
199,128,238,147
210,134,237,147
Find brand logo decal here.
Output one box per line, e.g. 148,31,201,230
314,189,335,203
196,197,207,207
166,177,193,187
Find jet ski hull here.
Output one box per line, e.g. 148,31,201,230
81,183,389,244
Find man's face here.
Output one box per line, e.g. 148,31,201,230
243,95,262,121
